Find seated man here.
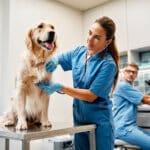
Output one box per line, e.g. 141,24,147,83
113,63,150,150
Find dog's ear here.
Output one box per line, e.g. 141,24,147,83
26,29,33,50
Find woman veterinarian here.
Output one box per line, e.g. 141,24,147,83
37,16,120,150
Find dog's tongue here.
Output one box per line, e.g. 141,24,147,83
45,42,54,50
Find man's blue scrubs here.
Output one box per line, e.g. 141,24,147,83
113,81,150,150
58,46,117,150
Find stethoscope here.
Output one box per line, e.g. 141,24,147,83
73,48,108,89
74,53,91,88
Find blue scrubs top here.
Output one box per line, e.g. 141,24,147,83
113,81,144,136
58,46,117,125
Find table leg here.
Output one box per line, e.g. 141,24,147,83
5,139,9,150
22,140,30,150
89,129,96,150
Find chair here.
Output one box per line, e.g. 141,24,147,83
114,139,141,150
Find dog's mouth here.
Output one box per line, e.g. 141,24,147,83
37,31,56,51
38,39,55,50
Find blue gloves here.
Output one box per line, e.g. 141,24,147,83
36,82,62,95
45,57,58,73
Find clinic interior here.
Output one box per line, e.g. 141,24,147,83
0,0,150,149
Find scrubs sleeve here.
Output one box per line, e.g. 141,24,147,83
58,51,72,71
58,46,85,71
117,83,144,105
90,61,117,99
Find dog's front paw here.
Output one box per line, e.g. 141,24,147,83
16,120,27,130
41,120,52,127
0,116,15,126
4,119,15,126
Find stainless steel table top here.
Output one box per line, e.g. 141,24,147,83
0,122,96,141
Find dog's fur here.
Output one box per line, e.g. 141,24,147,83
0,22,57,130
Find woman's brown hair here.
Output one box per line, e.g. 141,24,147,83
95,16,120,91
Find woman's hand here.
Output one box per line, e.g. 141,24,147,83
45,57,58,72
36,81,62,95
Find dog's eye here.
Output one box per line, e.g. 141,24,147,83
38,24,43,28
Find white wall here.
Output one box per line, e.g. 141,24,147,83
83,0,150,52
0,0,83,124
0,0,10,112
0,0,2,104
126,0,150,49
83,0,128,52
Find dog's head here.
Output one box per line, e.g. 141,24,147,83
26,22,57,60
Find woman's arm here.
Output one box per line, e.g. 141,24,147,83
61,85,98,103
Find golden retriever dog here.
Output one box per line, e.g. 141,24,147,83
0,22,57,130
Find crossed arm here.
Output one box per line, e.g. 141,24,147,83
142,94,150,105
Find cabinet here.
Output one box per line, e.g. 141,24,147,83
130,46,150,67
134,69,150,94
126,0,150,49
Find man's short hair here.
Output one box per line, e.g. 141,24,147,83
124,63,139,70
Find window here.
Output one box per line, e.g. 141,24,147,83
134,70,150,94
120,55,127,69
139,51,150,66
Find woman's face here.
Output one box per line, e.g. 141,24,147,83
86,22,112,55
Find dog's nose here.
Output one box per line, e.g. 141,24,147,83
47,31,55,43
